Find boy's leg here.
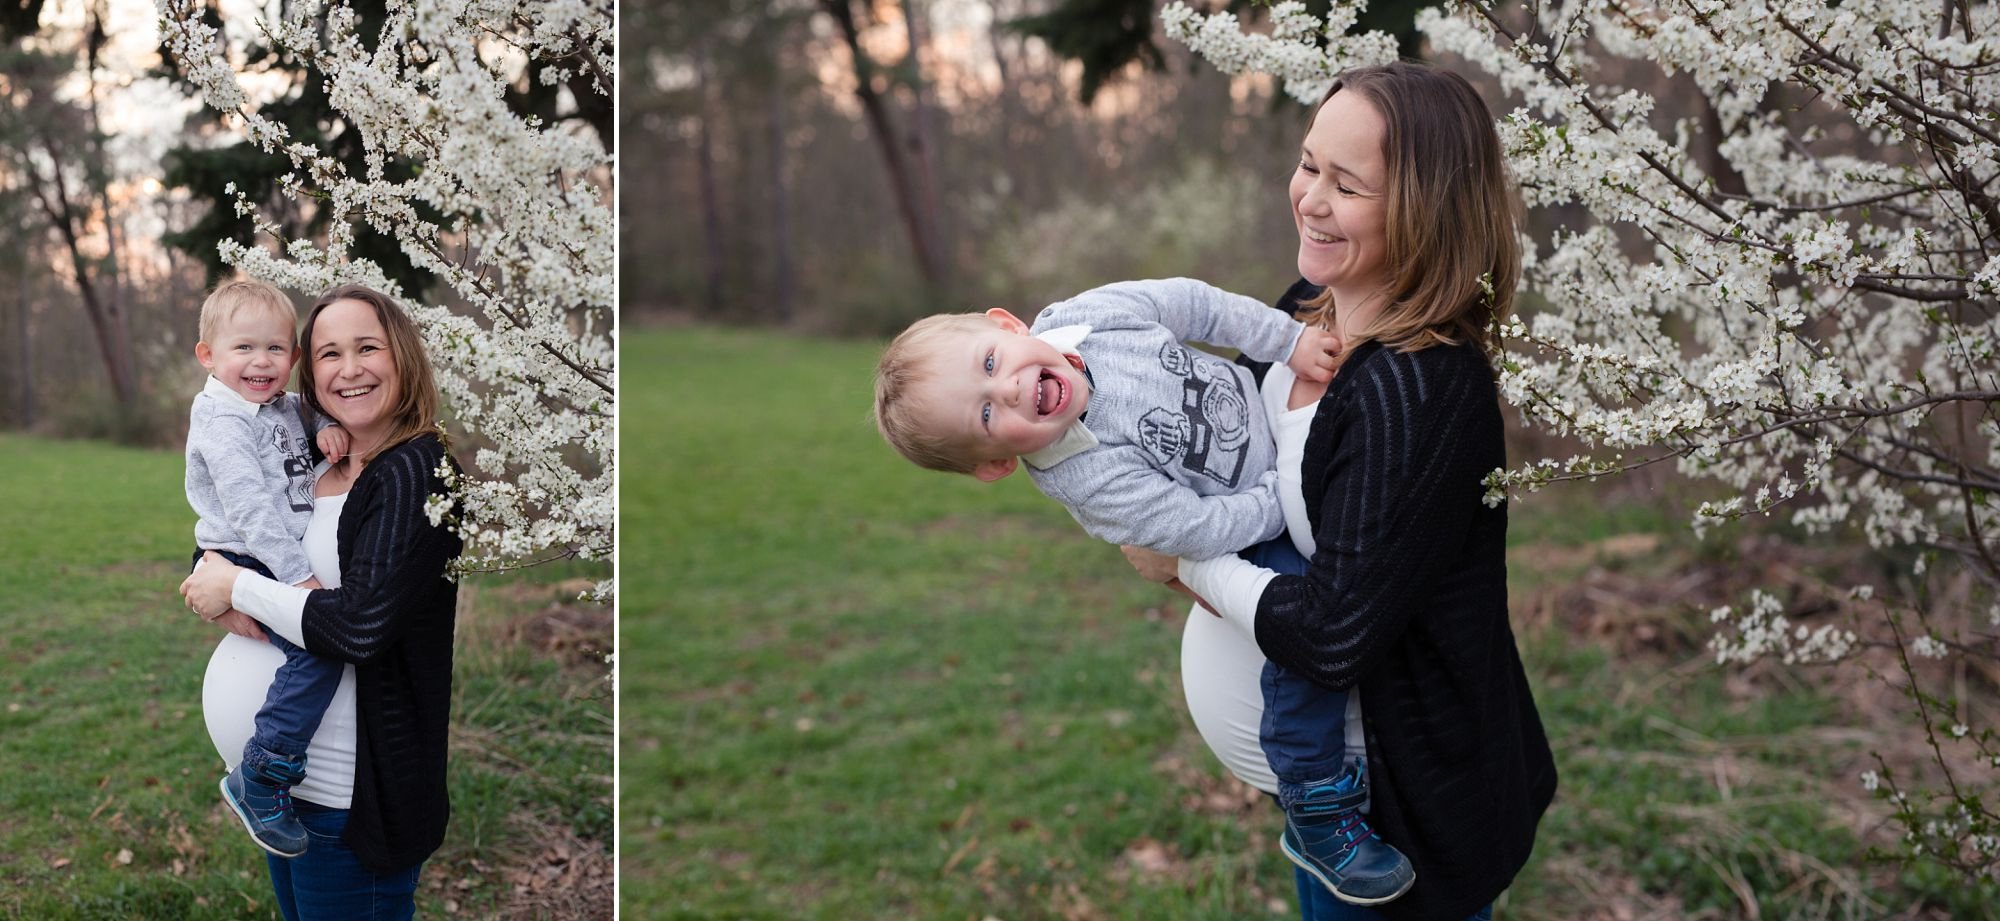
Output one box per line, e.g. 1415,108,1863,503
1240,537,1414,906
200,549,331,858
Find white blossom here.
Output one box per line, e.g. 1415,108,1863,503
159,0,615,599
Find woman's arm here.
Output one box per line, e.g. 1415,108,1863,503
298,439,459,664
1249,345,1502,690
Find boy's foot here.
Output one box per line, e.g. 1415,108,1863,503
1280,766,1415,905
220,765,307,858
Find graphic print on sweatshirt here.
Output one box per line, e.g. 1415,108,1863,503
274,423,315,513
1137,343,1252,488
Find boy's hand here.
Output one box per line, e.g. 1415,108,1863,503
317,425,350,464
296,577,324,590
1287,325,1342,383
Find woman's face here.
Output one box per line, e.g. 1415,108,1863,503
1290,90,1391,297
310,298,401,437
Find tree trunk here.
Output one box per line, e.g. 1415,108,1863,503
768,59,796,325
818,0,948,289
29,137,137,406
12,262,30,428
988,0,1024,204
694,45,726,315
85,2,130,378
900,0,951,279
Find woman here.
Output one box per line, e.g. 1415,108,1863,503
1126,63,1557,921
182,284,462,920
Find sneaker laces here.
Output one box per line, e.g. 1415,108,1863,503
1328,809,1376,858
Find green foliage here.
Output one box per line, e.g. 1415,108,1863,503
0,435,610,917
979,156,1282,310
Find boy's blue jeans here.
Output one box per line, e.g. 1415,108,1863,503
266,800,422,920
1237,537,1351,802
193,549,342,778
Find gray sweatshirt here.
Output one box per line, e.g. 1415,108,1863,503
185,375,320,586
1024,278,1301,560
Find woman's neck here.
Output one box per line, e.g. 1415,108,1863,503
343,424,392,461
1324,284,1387,343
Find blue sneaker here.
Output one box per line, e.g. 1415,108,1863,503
220,763,308,858
1280,764,1415,905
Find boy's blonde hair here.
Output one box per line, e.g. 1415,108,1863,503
873,312,999,475
198,279,297,343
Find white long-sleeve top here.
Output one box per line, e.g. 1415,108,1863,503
202,482,358,808
1177,361,1365,794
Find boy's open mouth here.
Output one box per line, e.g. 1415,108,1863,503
1037,370,1069,416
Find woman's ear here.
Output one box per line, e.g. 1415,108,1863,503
984,308,1031,335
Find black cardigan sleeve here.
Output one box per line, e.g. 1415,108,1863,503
1251,340,1502,690
301,436,459,662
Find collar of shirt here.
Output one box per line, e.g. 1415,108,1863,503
201,374,287,414
1021,324,1098,470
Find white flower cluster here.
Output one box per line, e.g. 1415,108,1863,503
1161,1,1398,104
1708,589,1858,665
158,0,615,601
1164,0,2000,631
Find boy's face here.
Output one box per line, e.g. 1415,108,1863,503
916,309,1092,482
196,308,298,404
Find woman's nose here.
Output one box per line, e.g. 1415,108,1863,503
1297,185,1332,217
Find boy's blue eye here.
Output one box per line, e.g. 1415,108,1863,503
981,404,991,427
984,351,995,374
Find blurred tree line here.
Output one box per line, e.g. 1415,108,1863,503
622,0,1422,334
0,0,610,443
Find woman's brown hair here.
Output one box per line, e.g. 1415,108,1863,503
1298,62,1519,355
299,284,446,463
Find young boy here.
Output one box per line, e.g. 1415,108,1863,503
185,279,349,858
873,278,1415,905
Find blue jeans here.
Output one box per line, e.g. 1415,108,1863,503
1295,869,1493,921
1239,538,1351,801
266,800,423,921
195,549,342,777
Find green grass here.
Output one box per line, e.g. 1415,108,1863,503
0,435,611,919
621,326,1996,920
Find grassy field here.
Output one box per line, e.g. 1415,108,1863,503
621,325,1997,920
0,434,611,919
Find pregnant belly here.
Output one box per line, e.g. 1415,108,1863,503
1180,608,1278,795
202,633,359,808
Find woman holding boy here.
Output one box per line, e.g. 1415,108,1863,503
1123,62,1558,920
183,284,461,921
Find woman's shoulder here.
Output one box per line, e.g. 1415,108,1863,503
1330,339,1496,422
362,434,453,486
1345,338,1492,386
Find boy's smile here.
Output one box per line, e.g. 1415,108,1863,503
197,311,298,405
918,308,1092,481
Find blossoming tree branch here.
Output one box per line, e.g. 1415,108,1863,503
1167,0,2000,875
157,0,615,600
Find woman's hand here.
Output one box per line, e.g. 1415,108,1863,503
1120,545,1221,618
212,610,268,642
180,551,244,622
1120,544,1181,583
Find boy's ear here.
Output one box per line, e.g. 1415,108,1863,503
972,457,1018,482
194,342,215,368
984,308,1030,335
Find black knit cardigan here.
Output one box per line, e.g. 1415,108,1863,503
1247,280,1558,921
300,434,462,873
